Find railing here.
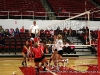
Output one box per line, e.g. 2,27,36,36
0,11,100,20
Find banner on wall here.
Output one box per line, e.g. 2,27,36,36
15,21,17,24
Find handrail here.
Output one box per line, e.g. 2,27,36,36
0,11,100,19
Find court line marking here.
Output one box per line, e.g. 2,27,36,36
12,70,21,75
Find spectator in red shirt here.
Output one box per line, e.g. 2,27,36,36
20,26,25,32
62,8,66,13
69,42,76,54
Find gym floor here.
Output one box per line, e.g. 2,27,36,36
0,56,97,75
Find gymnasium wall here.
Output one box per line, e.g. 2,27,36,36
0,19,100,30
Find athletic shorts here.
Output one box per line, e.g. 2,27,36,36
31,33,35,38
58,50,63,56
34,58,42,62
41,54,45,60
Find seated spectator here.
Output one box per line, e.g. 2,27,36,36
15,27,20,34
4,29,10,37
0,26,4,37
62,8,66,13
56,26,60,35
45,28,51,40
0,36,5,46
50,29,54,37
63,27,68,39
9,28,15,37
68,27,72,36
63,41,69,53
68,42,76,54
40,29,45,37
20,26,25,32
58,7,62,13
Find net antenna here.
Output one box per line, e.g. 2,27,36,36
43,11,91,46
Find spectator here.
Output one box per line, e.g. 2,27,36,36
9,28,15,37
62,8,66,13
15,27,20,34
29,21,40,38
68,27,72,36
45,28,50,41
63,41,69,53
58,7,62,13
0,26,4,37
50,29,54,37
63,27,68,39
20,26,25,32
0,37,5,46
4,29,10,37
69,42,76,54
40,29,45,37
56,26,60,35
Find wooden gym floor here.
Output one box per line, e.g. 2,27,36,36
0,56,98,75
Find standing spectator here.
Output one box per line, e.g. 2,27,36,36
29,21,40,38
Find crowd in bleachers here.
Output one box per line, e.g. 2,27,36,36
77,26,98,54
0,25,76,54
0,26,29,54
0,25,98,54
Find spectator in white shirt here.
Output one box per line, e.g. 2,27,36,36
29,21,40,38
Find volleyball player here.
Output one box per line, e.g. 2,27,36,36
32,42,43,74
49,35,58,64
21,40,30,66
39,40,49,71
55,34,64,66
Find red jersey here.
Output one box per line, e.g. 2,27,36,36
34,37,40,42
39,44,44,52
32,47,42,58
22,45,29,54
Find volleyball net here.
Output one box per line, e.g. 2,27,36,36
44,11,92,46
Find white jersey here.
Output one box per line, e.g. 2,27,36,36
29,25,39,34
56,39,63,51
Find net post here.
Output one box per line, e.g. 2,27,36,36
87,11,91,45
98,30,100,75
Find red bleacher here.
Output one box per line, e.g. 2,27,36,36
0,0,46,16
47,0,99,18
